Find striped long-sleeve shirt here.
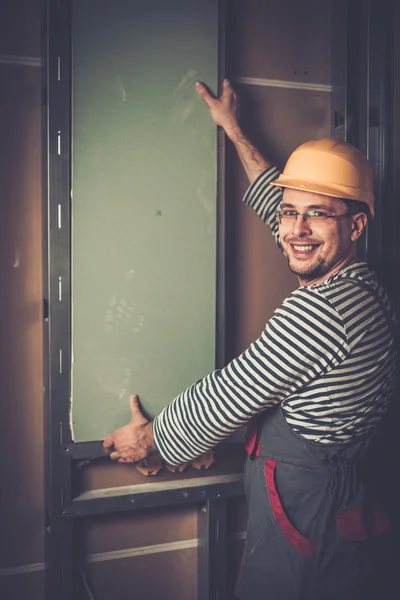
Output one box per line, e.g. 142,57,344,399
153,167,397,466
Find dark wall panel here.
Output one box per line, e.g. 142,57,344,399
226,0,332,84
0,62,44,568
82,506,197,555
0,0,43,57
86,549,197,600
0,571,45,600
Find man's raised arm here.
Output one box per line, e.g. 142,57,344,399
195,79,271,183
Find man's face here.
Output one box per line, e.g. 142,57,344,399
279,188,366,285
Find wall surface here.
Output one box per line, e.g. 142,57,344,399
0,1,338,599
0,1,45,599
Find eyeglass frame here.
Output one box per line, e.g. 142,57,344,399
275,208,353,225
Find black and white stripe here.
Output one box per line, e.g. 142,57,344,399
153,168,397,465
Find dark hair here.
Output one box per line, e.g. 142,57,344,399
342,199,371,219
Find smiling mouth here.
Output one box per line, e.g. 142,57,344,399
289,243,320,255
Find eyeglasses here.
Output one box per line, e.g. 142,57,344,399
276,209,351,225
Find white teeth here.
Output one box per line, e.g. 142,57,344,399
293,245,315,252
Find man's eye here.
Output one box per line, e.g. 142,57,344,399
282,210,297,217
308,211,328,218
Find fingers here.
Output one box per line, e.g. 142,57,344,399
103,435,114,448
110,451,137,464
221,79,237,105
129,394,140,416
195,81,215,107
221,78,232,94
129,394,148,426
104,395,149,464
110,450,136,463
195,79,233,103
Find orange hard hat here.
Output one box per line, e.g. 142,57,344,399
271,138,375,218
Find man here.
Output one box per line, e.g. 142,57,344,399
104,80,397,599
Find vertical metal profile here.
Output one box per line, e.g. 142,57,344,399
198,497,228,600
331,0,348,140
209,3,229,595
364,0,394,275
346,0,370,151
332,0,394,267
216,0,227,370
365,0,397,542
343,0,370,260
45,0,74,599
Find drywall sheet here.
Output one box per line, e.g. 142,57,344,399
71,0,219,442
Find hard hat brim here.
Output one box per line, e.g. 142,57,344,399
270,176,374,218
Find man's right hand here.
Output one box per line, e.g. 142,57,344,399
195,79,241,140
196,78,271,183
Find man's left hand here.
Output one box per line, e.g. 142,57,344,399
103,395,156,463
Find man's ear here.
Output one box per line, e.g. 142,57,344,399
350,213,368,241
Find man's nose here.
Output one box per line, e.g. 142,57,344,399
291,214,312,236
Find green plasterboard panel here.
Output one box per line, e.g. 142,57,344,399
71,0,219,442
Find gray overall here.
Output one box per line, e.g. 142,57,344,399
235,280,396,600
